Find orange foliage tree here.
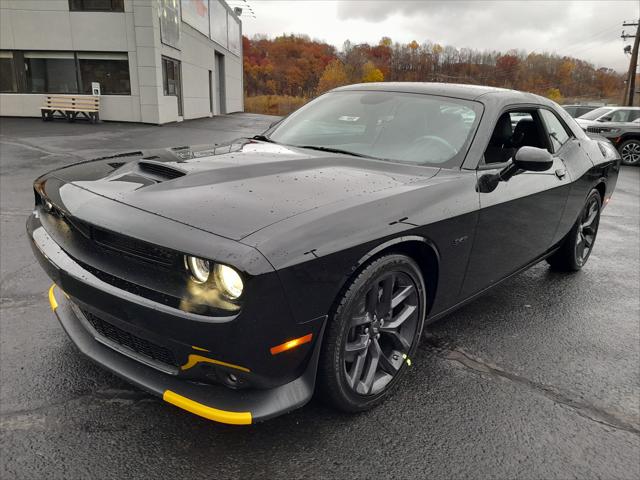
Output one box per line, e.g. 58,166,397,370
243,34,625,106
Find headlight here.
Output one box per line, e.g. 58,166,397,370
215,264,244,299
185,255,211,283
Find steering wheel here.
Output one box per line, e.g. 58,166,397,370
411,135,458,157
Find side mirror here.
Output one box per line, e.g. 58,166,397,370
512,146,553,172
477,147,553,193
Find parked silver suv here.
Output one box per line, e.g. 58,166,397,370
576,107,640,166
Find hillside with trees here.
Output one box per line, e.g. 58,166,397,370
243,34,625,115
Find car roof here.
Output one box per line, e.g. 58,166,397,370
590,106,640,111
332,82,548,104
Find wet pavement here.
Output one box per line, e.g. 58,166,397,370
1,115,639,479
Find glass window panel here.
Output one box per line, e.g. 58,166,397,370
181,0,209,36
160,0,180,48
227,14,240,55
0,52,17,93
210,0,227,48
78,55,130,95
540,109,571,153
162,57,180,96
24,52,78,93
69,0,124,11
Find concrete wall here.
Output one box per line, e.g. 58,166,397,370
0,0,243,124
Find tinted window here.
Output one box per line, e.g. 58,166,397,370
608,109,640,123
78,53,130,94
484,110,547,164
540,109,571,152
24,52,78,93
269,91,481,166
0,51,16,93
579,107,612,120
69,0,124,11
577,107,596,117
162,57,181,96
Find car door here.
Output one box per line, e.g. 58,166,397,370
460,108,572,298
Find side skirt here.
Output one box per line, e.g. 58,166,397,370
425,245,561,325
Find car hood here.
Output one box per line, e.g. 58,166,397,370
49,140,438,241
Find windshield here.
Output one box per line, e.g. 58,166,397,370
578,107,612,120
267,91,482,167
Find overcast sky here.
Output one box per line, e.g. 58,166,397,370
238,0,639,72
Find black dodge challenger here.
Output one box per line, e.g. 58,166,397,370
28,83,620,425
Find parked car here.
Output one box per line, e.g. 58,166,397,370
28,83,620,425
576,106,640,165
562,104,600,118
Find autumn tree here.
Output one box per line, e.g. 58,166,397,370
317,59,349,93
243,34,625,114
546,88,563,103
361,61,384,83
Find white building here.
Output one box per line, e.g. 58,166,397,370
0,0,243,124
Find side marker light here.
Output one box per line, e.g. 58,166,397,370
270,333,313,355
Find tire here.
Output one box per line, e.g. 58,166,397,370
547,189,602,271
618,139,640,166
317,254,426,412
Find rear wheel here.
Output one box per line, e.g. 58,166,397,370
317,254,426,412
547,189,601,271
619,139,640,166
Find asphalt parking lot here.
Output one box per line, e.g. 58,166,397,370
1,114,639,479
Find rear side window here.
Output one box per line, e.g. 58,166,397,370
540,109,572,153
609,109,640,123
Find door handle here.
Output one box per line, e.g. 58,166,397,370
555,168,566,179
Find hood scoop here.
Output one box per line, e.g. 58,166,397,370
137,161,186,181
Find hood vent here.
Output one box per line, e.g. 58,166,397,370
138,161,186,180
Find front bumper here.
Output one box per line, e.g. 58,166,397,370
29,212,326,424
48,285,323,424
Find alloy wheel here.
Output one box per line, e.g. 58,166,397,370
343,271,419,396
575,196,600,266
621,142,640,165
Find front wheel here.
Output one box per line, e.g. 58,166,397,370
317,254,426,412
618,139,640,166
547,189,602,271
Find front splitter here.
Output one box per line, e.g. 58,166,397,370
48,284,324,425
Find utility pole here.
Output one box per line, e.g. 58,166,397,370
621,20,639,106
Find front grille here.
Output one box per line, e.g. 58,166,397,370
82,309,179,368
587,126,605,133
92,227,178,266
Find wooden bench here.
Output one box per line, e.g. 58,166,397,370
41,95,100,123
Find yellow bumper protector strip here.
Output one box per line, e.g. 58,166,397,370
163,390,252,425
181,354,250,373
48,284,58,311
191,346,210,352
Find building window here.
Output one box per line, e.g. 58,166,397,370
162,56,181,96
69,0,124,11
159,0,180,49
227,13,240,55
1,50,131,95
24,52,78,94
78,52,130,94
0,51,17,93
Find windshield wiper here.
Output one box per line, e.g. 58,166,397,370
294,145,373,158
251,134,276,143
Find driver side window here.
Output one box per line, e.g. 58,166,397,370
539,109,572,153
484,110,548,164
